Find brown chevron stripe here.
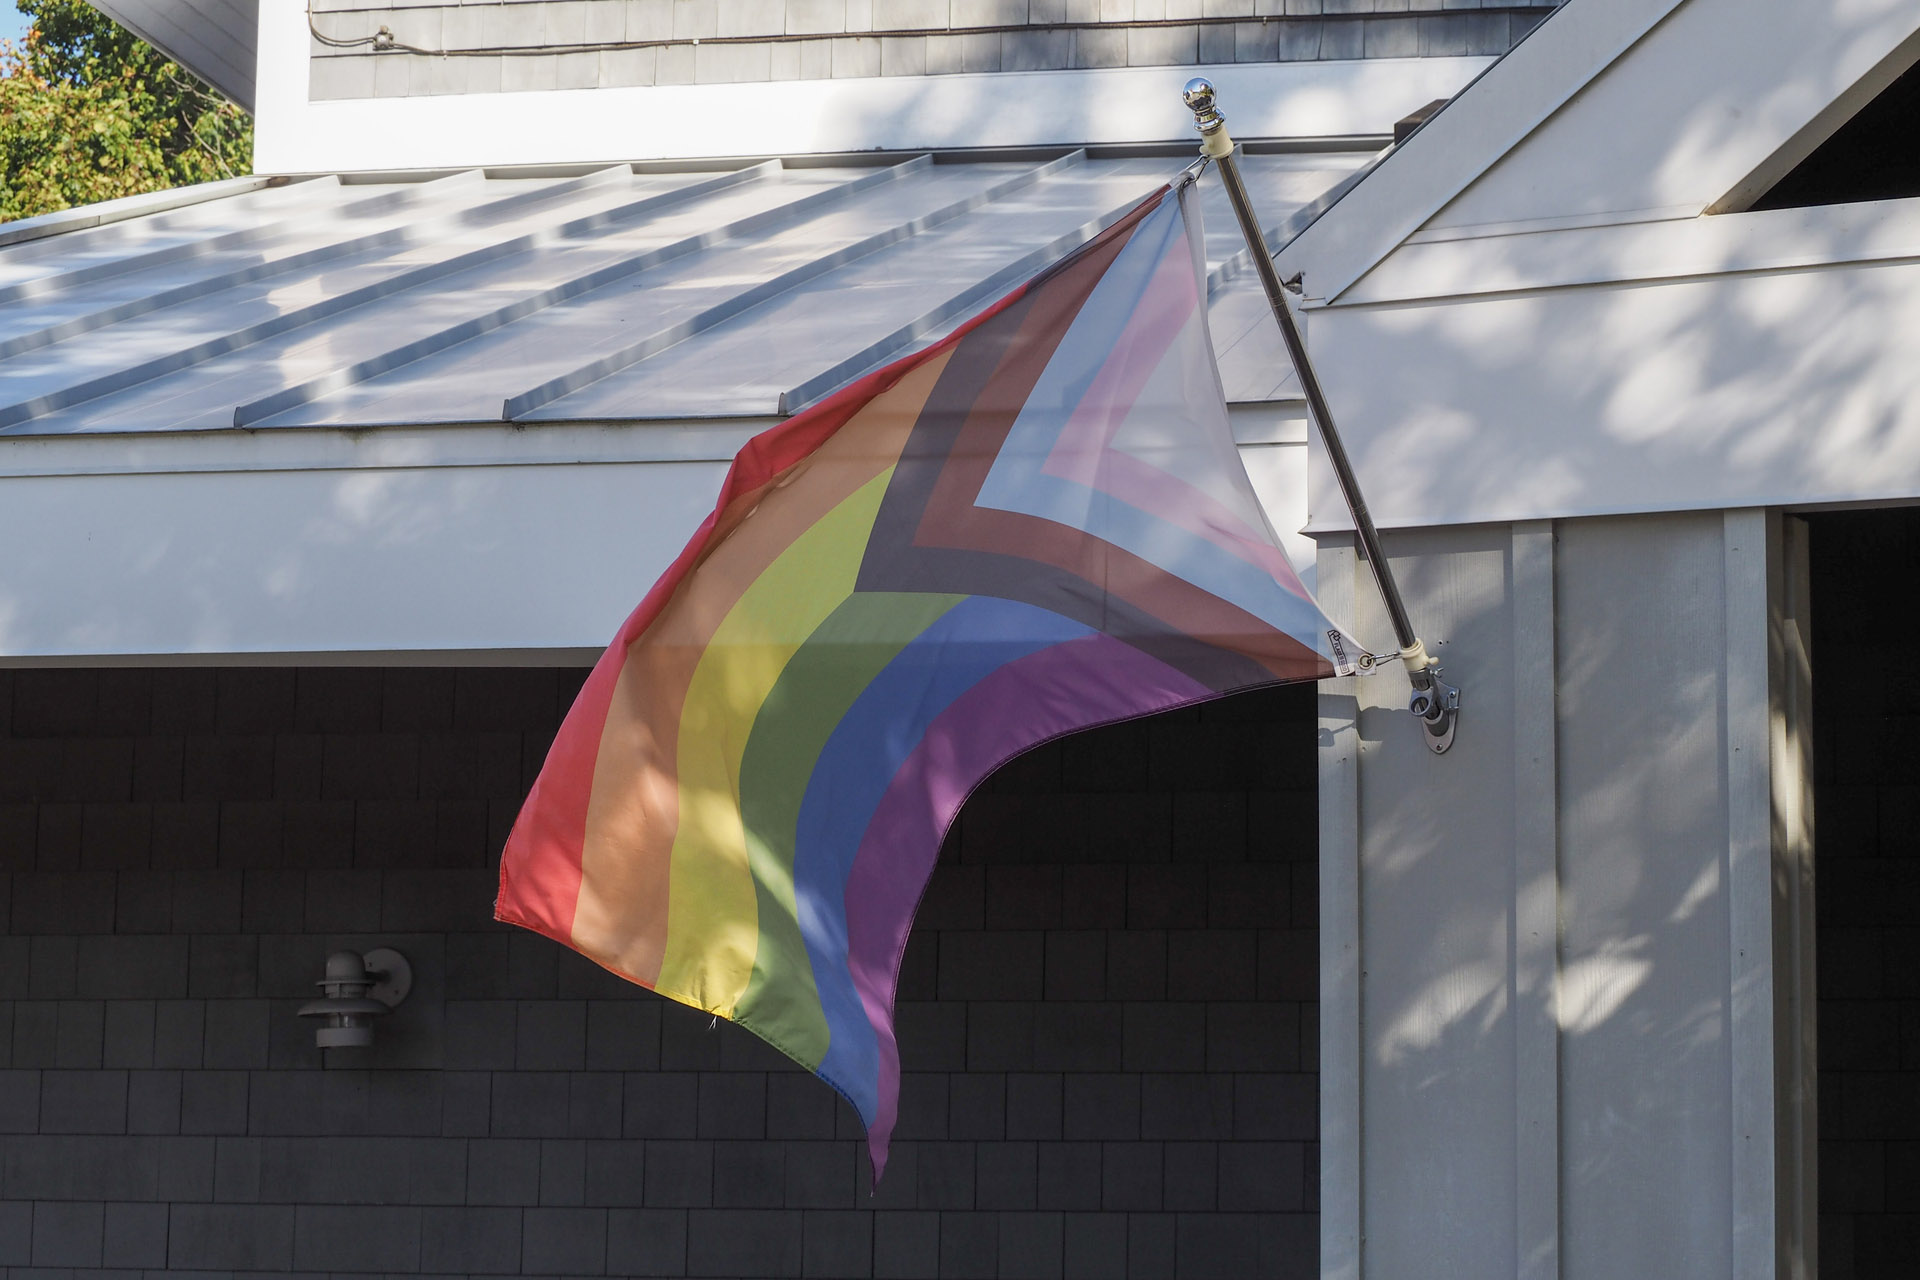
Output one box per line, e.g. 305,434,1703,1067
859,199,1328,688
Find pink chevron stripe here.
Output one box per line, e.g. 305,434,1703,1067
1040,236,1200,485
1031,218,1311,600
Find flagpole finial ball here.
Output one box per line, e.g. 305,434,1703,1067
1181,77,1232,157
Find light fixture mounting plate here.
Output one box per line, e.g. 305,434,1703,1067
362,947,413,1008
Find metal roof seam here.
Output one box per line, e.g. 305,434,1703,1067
508,151,1106,421
499,155,972,420
778,158,1199,415
0,151,1375,438
0,176,276,252
0,172,497,360
0,165,787,432
229,163,790,429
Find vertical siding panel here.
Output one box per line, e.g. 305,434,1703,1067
1351,525,1518,1280
1726,508,1778,1279
1556,512,1731,1280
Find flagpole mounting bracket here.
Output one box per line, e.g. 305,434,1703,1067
1410,667,1460,754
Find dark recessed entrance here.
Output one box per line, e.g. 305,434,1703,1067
1809,508,1920,1279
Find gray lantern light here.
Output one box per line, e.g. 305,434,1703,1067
297,948,412,1048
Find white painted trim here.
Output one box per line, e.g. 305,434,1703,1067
1510,519,1559,1280
0,403,1299,480
0,458,735,659
1276,0,1685,302
0,648,601,669
0,420,777,480
1340,195,1920,307
254,0,1488,176
1404,203,1700,246
1724,507,1778,1280
1317,530,1363,1280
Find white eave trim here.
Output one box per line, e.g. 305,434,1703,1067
0,400,1304,481
1338,194,1920,306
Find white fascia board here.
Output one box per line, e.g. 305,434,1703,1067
1300,254,1920,532
0,459,721,660
1275,0,1685,304
0,420,777,481
254,0,1486,173
1345,194,1920,305
0,405,1297,481
0,406,1307,660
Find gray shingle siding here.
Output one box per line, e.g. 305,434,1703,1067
307,0,1561,99
0,666,1319,1276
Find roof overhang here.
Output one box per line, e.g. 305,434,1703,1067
85,0,257,109
0,148,1353,661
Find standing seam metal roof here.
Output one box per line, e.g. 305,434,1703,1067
0,148,1375,439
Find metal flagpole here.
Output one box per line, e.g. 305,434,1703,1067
1180,77,1460,754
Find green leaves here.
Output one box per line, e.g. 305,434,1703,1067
0,0,252,222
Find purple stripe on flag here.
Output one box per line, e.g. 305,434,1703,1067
839,631,1212,1176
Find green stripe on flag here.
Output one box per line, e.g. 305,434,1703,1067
734,589,967,1065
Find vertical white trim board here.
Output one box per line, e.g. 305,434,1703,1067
1724,508,1778,1279
1512,520,1560,1280
1318,530,1364,1280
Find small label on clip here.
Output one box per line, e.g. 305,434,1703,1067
1328,630,1359,678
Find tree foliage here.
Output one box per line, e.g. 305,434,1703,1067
0,0,251,222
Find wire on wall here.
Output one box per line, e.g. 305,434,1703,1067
306,2,1558,59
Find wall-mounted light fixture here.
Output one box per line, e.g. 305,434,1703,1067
297,947,412,1048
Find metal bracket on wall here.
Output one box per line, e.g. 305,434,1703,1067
1411,669,1461,753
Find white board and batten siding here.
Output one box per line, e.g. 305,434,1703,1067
1291,0,1912,1270
1316,512,1815,1280
1289,0,1920,534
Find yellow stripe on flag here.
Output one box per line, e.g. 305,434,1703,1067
657,467,897,1013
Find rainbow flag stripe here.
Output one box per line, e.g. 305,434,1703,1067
495,184,1357,1176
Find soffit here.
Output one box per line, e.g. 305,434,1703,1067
86,0,258,109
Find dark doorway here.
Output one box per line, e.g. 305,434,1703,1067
1810,508,1920,1278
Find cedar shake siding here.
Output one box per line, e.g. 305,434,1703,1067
0,667,1319,1278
